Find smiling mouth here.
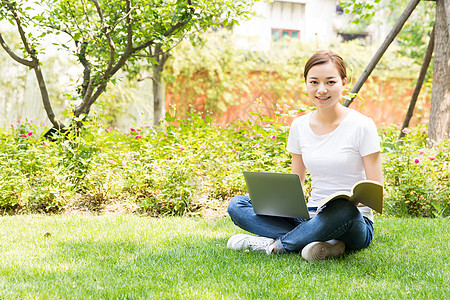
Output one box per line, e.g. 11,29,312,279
316,96,330,101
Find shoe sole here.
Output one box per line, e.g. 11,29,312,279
227,233,251,250
301,241,345,262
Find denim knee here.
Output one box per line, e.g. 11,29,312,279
322,198,361,220
227,195,250,219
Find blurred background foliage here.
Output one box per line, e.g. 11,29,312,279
1,23,430,129
1,109,448,218
0,0,446,218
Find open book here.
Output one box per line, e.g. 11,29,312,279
316,180,384,214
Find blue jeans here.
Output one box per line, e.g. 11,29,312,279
227,195,374,253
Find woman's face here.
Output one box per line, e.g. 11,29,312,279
305,61,347,110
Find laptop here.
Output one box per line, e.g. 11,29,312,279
243,171,310,219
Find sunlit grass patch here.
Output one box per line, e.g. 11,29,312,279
0,215,448,299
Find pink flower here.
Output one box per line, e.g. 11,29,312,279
414,158,420,163
163,133,168,137
200,144,206,149
19,134,27,137
402,128,411,134
10,124,15,129
271,135,277,140
106,126,113,132
180,147,185,152
135,135,142,139
428,156,436,161
108,160,116,165
257,133,264,138
418,149,425,154
153,166,160,171
130,128,136,132
27,132,33,136
254,143,260,148
42,141,48,146
232,149,237,153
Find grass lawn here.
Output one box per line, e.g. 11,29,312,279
0,214,448,299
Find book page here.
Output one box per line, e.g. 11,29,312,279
351,181,383,213
316,180,383,214
316,191,352,212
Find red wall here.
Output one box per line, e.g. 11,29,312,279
166,73,431,127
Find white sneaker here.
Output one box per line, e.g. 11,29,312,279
227,234,274,254
301,240,345,262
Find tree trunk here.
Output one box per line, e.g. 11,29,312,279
150,45,170,126
428,0,450,146
152,68,165,126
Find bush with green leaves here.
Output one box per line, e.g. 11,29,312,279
0,110,448,217
381,125,449,217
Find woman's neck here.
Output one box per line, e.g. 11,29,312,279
314,104,349,125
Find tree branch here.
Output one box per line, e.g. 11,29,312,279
3,1,37,60
77,41,91,97
0,32,35,67
75,77,95,116
86,82,108,109
109,0,142,33
92,0,115,74
137,75,154,82
34,64,64,129
399,24,435,139
80,0,91,24
132,0,194,54
108,0,133,76
74,0,133,117
2,1,62,128
8,7,35,56
343,0,421,107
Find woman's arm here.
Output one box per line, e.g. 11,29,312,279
291,153,307,186
362,152,384,185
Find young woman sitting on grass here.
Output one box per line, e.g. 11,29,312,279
227,50,383,261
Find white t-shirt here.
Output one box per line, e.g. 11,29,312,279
286,109,381,222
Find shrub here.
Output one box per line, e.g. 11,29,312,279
0,111,448,217
381,125,449,217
